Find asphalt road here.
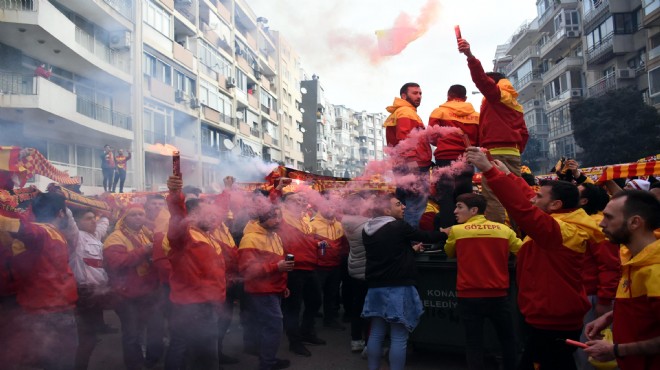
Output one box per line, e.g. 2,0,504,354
85,310,500,370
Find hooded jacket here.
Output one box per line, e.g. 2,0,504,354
238,220,287,295
428,100,480,161
612,239,660,370
467,57,528,155
362,216,443,288
483,166,604,330
341,215,369,280
278,207,318,271
311,213,348,269
384,98,432,168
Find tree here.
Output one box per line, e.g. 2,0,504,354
521,136,543,173
571,87,660,166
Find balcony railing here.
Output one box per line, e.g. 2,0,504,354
502,45,540,75
650,45,660,61
0,72,37,94
75,27,130,73
250,128,260,137
538,3,559,28
586,33,614,63
513,70,541,91
588,74,617,97
540,28,568,56
546,88,583,110
542,57,584,80
583,0,609,25
77,96,132,130
102,0,133,20
0,0,36,10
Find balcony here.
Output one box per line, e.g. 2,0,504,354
546,88,583,111
542,57,583,83
216,1,231,24
512,70,542,98
250,127,260,137
144,76,175,105
248,93,259,111
538,0,578,32
0,0,131,84
56,0,133,29
588,74,617,97
502,45,540,76
237,54,252,75
645,0,660,26
238,121,251,136
263,133,273,145
650,45,660,61
0,73,133,139
173,42,195,71
540,28,580,60
583,0,609,28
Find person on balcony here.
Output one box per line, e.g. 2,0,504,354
112,149,131,194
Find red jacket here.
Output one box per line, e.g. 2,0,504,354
444,215,522,298
104,226,158,299
467,57,528,154
428,100,480,161
484,166,604,330
278,208,318,271
238,221,287,294
612,239,660,370
310,214,349,270
581,213,621,305
212,223,238,284
384,98,432,168
167,191,225,304
0,216,77,312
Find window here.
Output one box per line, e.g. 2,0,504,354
175,71,195,94
143,0,171,37
649,66,660,97
547,105,572,139
613,12,639,34
144,53,172,85
235,69,247,92
198,41,232,78
199,79,232,114
48,142,70,163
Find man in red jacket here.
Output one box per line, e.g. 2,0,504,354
443,193,521,370
428,84,480,229
279,192,325,357
239,206,293,370
459,39,529,224
384,82,433,228
164,175,226,370
466,148,602,370
0,193,78,369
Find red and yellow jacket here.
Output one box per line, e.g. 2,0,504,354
104,225,158,299
428,100,480,161
444,215,522,298
311,214,349,269
278,208,318,271
212,222,238,284
484,166,603,330
467,57,528,155
581,212,621,305
150,208,172,285
384,98,432,168
115,153,131,170
238,220,287,295
612,239,660,370
0,215,77,312
167,191,226,304
419,200,440,232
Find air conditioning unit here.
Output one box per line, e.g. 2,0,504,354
175,90,185,102
226,77,236,89
571,89,583,97
566,31,580,38
109,31,131,50
616,69,635,79
189,97,200,109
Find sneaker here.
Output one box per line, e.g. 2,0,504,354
289,342,311,357
361,346,368,359
218,353,239,364
301,335,326,346
351,340,365,352
271,358,291,370
323,320,346,331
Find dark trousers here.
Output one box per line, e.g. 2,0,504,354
218,282,242,356
350,278,369,341
458,296,518,370
340,257,352,318
115,294,163,370
165,302,219,370
102,167,114,192
15,309,78,370
434,159,475,229
517,325,581,370
317,267,342,324
283,269,322,344
247,294,284,370
75,287,106,370
113,168,127,193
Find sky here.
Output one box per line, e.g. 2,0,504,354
248,0,538,120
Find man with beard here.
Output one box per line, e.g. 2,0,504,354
584,190,660,370
466,148,603,370
384,83,433,227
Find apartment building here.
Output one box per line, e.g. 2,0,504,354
494,0,650,172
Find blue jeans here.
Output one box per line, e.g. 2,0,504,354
396,166,430,228
367,317,409,370
247,294,284,370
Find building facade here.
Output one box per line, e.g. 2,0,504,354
495,0,651,172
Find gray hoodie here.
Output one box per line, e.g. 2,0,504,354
341,215,376,280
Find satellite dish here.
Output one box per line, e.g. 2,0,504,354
300,87,307,94
300,108,305,113
236,111,244,119
278,109,283,114
223,139,235,150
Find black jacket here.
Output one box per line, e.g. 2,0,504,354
362,217,443,288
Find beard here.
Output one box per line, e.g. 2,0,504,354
604,224,631,245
